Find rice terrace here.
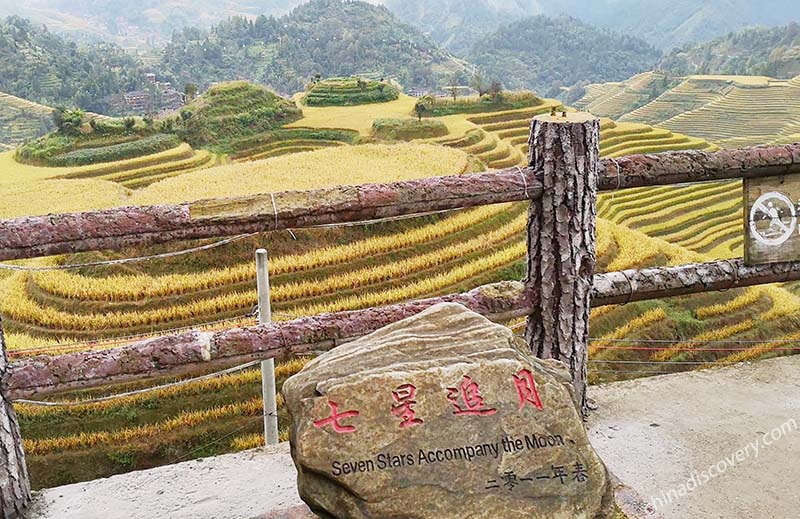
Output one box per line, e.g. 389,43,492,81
0,1,799,518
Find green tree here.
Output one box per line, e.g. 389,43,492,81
55,108,85,135
414,100,428,122
489,80,504,101
448,72,464,101
470,73,487,97
184,83,198,102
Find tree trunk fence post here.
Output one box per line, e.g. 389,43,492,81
524,111,600,416
0,317,31,519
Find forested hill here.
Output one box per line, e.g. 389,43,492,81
537,0,800,50
468,16,661,95
659,23,800,79
158,0,466,95
379,0,800,52
4,0,800,52
0,16,146,113
0,0,307,47
378,0,529,57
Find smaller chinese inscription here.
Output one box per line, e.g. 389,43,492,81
485,462,589,492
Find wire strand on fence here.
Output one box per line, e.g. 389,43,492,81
6,308,307,358
606,157,623,204
171,413,267,464
589,359,739,366
0,233,259,272
6,313,259,356
589,369,676,375
13,360,263,406
515,166,530,198
588,337,800,344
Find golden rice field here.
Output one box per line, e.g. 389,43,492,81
0,144,466,217
131,143,470,205
581,73,800,148
287,92,419,135
6,78,800,489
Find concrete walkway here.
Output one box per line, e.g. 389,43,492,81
588,355,800,519
33,356,800,519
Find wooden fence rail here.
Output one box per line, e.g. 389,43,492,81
0,143,797,262
8,257,800,399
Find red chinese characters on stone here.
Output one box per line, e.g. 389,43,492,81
513,369,544,410
446,375,497,416
313,400,360,434
391,384,424,428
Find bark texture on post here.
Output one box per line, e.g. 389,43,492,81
0,318,30,519
524,112,600,414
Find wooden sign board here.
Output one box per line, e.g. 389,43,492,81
745,175,800,265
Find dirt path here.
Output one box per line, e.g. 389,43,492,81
32,356,800,518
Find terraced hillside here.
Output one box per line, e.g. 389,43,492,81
1,91,722,347
573,72,678,121
581,74,800,148
432,104,716,170
661,77,800,148
0,92,54,146
618,77,732,125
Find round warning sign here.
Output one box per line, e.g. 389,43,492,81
749,192,797,246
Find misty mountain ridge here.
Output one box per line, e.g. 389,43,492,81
2,0,800,51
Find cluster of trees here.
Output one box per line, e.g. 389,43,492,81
0,16,148,113
158,0,464,95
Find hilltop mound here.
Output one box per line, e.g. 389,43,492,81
304,77,400,106
178,81,302,149
159,0,466,94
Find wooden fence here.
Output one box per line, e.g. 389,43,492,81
1,113,799,517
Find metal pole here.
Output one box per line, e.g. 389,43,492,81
256,249,279,445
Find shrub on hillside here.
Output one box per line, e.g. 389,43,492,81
16,117,156,165
48,134,180,167
305,78,400,106
423,91,543,116
371,118,449,141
